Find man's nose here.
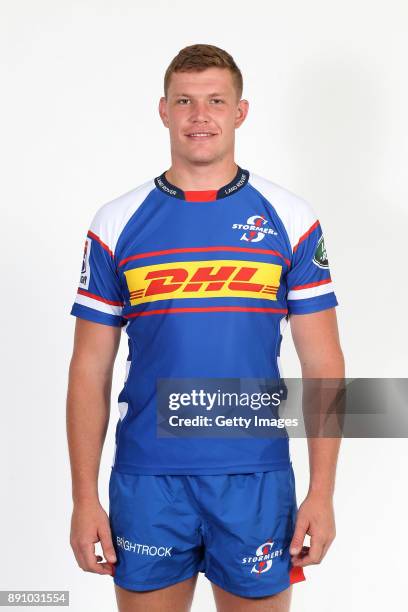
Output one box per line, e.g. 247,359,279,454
190,101,210,122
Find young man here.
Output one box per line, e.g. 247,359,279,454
67,44,344,612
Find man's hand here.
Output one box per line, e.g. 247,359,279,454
289,492,336,567
70,500,117,576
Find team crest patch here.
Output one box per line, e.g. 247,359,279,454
313,235,329,269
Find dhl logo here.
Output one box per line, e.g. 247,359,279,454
124,259,282,306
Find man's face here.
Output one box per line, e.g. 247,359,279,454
159,67,248,166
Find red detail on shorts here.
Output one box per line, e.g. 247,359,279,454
290,565,306,584
184,190,218,202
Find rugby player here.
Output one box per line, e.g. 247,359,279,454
67,44,344,612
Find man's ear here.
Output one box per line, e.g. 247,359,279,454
158,96,169,128
235,99,249,129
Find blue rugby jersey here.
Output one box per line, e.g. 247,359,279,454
70,166,338,474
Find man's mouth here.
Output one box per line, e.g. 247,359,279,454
186,131,217,139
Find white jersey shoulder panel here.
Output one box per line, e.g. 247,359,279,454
248,173,318,250
89,178,156,254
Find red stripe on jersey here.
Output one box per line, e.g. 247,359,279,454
291,278,331,291
77,288,123,306
292,220,320,253
119,246,291,267
87,230,114,258
126,306,288,318
290,566,306,584
184,190,218,202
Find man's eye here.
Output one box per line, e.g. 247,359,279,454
211,99,224,104
177,98,190,104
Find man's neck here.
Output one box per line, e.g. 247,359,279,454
165,158,238,191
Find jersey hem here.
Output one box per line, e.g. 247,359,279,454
70,303,124,327
287,292,338,315
112,460,291,475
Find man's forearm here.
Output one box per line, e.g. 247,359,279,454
306,437,341,498
302,351,345,499
66,358,112,504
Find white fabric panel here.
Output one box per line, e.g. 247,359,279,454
118,402,128,421
248,173,318,250
124,360,131,382
288,281,335,300
112,442,117,468
277,315,288,379
89,179,156,253
74,292,122,315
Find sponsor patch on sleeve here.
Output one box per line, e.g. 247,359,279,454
313,235,329,269
79,237,91,289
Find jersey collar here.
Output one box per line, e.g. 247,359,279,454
154,166,249,202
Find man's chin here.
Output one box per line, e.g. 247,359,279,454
184,152,222,166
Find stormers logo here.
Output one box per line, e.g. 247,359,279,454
124,259,282,306
313,235,329,269
232,215,277,243
242,539,283,575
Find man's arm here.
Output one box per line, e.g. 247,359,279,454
66,318,122,576
288,307,345,567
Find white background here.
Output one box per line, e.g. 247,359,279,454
1,1,407,610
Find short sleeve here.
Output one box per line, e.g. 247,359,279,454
70,219,126,328
286,219,338,315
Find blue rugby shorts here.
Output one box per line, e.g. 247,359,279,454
108,464,305,598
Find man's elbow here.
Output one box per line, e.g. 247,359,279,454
300,347,345,378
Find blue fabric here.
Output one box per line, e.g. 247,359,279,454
71,170,338,474
109,464,304,597
70,303,125,327
287,291,338,314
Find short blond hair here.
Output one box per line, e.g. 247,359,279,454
164,43,243,100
